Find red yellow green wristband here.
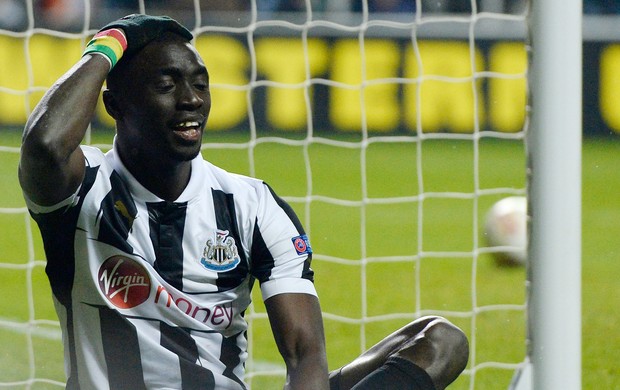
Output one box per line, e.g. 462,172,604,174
83,28,128,70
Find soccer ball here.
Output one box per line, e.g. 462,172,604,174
483,196,527,266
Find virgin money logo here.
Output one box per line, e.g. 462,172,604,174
98,256,151,309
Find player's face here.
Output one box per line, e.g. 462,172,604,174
116,38,211,164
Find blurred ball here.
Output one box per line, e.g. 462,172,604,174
484,196,527,266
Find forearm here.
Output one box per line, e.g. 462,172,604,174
284,350,329,390
265,293,329,390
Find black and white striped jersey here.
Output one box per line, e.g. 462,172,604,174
26,145,316,389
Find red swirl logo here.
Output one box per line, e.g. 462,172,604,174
98,256,151,309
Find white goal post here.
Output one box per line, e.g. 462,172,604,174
527,0,582,389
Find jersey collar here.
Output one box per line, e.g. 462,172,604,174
108,137,205,203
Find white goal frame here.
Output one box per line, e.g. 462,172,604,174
527,0,582,389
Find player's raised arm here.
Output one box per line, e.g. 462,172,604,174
265,293,329,390
19,14,193,207
18,53,110,206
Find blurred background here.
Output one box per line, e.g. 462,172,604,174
1,0,531,32
0,1,618,389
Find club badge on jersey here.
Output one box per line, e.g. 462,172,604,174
200,230,241,272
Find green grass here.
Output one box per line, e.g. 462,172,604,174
0,128,618,389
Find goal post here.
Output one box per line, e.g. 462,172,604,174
528,0,582,389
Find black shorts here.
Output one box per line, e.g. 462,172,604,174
329,356,436,390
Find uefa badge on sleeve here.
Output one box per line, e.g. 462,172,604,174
292,234,312,255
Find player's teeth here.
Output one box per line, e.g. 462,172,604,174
177,121,199,128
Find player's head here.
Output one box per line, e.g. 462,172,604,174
103,26,211,166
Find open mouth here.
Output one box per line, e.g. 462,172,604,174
173,121,202,142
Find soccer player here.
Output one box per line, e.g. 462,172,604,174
18,14,468,390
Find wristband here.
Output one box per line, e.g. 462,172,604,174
83,28,128,70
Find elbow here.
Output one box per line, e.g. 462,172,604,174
281,333,326,369
280,336,329,390
22,118,72,166
280,323,328,372
21,133,60,167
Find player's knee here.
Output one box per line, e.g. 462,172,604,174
394,316,469,370
399,316,468,357
422,317,469,389
393,317,469,388
425,318,469,367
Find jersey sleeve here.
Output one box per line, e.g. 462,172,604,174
250,183,317,301
23,184,82,214
22,145,103,215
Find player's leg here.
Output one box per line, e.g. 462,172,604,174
329,316,469,390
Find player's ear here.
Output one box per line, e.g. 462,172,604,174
102,89,122,120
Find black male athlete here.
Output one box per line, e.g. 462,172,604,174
19,14,468,389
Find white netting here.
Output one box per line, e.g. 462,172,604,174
0,1,528,389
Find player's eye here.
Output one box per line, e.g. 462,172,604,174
153,76,175,92
194,82,208,92
155,82,174,92
193,74,209,92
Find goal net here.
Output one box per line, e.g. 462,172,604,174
0,1,532,389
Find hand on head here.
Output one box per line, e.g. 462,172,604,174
83,14,193,71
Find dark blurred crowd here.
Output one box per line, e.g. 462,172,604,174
0,0,618,31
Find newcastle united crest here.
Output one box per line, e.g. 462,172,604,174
200,230,241,272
